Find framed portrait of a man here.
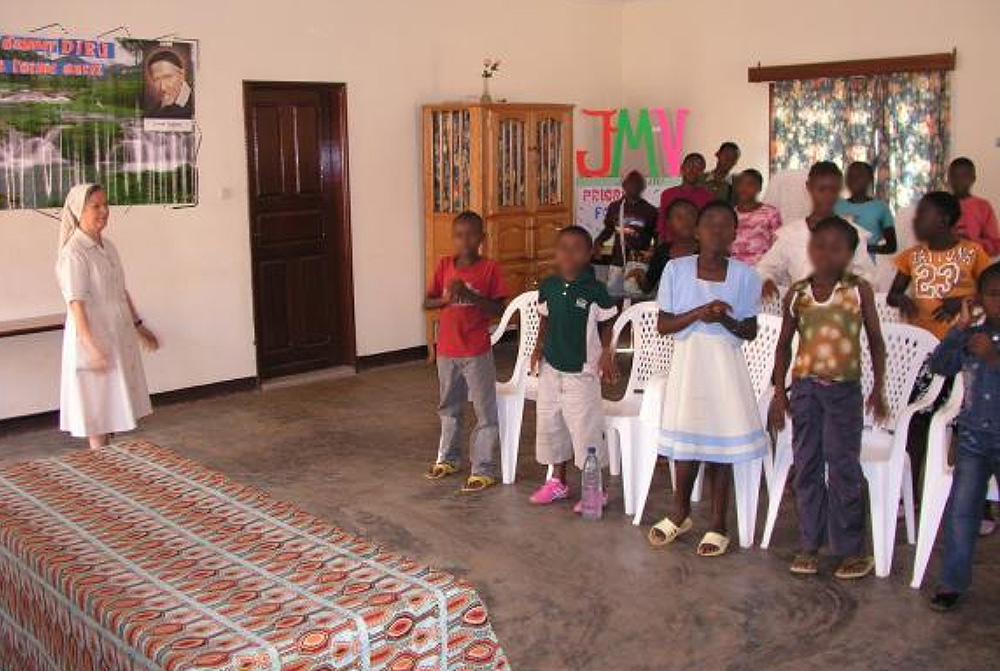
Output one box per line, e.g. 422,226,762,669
142,42,196,131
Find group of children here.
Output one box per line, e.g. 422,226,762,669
423,151,1000,611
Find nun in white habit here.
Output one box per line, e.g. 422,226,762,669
56,183,159,448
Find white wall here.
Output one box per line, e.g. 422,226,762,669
0,0,624,418
4,0,998,420
621,0,1000,205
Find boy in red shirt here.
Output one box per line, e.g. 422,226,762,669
425,211,508,492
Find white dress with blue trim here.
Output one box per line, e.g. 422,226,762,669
651,255,768,463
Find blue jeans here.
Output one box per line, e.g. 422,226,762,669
940,427,1000,593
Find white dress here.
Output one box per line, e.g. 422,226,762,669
57,229,151,437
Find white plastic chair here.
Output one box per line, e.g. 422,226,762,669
910,376,1000,588
759,322,943,578
491,291,540,484
631,318,776,549
605,302,674,515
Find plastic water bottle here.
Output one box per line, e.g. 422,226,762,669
581,446,603,520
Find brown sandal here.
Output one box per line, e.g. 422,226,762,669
789,553,819,575
834,555,874,580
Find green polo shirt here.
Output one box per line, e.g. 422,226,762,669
538,269,618,374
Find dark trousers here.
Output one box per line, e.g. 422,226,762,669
940,428,1000,593
790,378,866,556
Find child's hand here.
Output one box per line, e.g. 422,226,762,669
699,300,732,323
953,297,977,331
761,280,780,301
968,332,999,364
866,390,889,425
529,348,542,376
767,391,789,434
933,296,963,323
599,348,619,385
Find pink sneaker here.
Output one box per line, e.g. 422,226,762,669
573,491,609,514
530,478,570,505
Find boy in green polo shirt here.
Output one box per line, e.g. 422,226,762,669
529,226,619,510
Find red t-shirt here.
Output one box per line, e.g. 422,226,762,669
428,256,508,358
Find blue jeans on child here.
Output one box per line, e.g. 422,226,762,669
940,427,1000,593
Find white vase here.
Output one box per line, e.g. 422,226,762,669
480,77,493,104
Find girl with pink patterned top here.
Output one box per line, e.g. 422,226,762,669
730,169,783,265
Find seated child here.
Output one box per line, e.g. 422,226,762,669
835,161,896,258
949,157,1000,256
731,168,783,265
928,263,1000,611
769,216,888,580
647,202,767,557
424,211,507,492
889,191,993,341
656,153,714,242
701,141,741,204
629,198,699,295
593,170,658,267
529,226,619,510
758,161,875,301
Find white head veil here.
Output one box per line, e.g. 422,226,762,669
58,183,97,254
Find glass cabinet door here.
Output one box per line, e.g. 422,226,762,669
532,109,571,210
428,108,473,214
486,109,530,214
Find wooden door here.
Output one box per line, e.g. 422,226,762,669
243,82,355,378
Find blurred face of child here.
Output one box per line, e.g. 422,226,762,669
696,208,736,256
715,146,739,174
669,203,698,242
807,172,843,214
452,219,484,258
622,174,645,200
912,199,949,243
980,275,1000,325
808,227,853,278
734,173,761,205
948,163,976,196
680,156,705,185
555,231,593,279
845,163,872,198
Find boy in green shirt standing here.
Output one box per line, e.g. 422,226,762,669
529,226,619,510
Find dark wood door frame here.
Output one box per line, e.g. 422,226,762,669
243,81,356,378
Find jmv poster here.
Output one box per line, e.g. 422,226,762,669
0,33,198,210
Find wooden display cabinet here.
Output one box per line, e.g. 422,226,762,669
422,102,574,357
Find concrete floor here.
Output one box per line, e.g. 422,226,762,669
2,346,998,671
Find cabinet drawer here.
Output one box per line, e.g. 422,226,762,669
502,261,533,296
533,212,570,259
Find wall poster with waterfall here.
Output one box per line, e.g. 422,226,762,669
0,33,198,210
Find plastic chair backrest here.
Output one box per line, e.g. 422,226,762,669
615,301,674,399
743,314,782,400
874,292,902,325
860,322,940,426
492,290,540,383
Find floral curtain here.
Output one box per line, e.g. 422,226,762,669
770,71,950,214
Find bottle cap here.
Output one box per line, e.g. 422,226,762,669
587,446,596,454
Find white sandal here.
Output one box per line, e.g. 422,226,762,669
648,516,693,547
697,531,730,557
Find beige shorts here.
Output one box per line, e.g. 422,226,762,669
535,363,607,469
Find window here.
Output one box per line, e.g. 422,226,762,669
756,54,953,215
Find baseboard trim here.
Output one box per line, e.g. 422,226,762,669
356,345,429,371
0,376,259,434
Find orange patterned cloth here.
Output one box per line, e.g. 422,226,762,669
0,441,509,671
790,274,864,382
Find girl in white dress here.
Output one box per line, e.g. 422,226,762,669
56,184,160,448
647,202,767,556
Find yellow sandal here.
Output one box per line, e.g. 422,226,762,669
425,462,458,479
460,475,497,493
